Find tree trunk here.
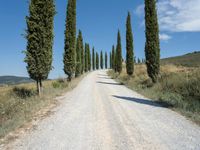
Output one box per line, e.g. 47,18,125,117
39,80,43,92
37,80,41,96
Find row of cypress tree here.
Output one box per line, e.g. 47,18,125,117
24,0,160,95
25,0,109,95
110,0,160,83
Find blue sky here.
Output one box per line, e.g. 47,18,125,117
0,0,199,79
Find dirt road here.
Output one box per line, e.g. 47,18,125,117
6,70,200,150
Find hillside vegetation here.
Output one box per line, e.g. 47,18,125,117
0,75,84,139
0,76,33,85
108,64,200,125
161,51,200,67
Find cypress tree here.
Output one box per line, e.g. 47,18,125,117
96,52,99,70
63,0,76,81
112,45,115,71
105,52,108,69
84,43,88,72
110,52,112,69
100,51,104,69
126,12,134,76
116,30,122,73
75,30,82,77
145,0,160,83
92,47,95,70
25,0,55,95
88,44,91,71
79,31,84,74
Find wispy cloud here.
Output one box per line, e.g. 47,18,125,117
135,0,200,32
159,33,171,41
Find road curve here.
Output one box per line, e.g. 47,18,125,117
7,70,200,150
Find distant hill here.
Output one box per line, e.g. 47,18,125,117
0,76,34,85
161,51,200,67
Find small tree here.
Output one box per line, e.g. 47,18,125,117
105,52,108,69
25,0,55,95
88,44,91,71
84,43,88,72
92,47,95,70
126,12,134,76
116,30,122,73
100,51,104,69
110,52,112,69
79,31,84,74
96,52,99,70
145,0,160,83
112,45,115,71
63,0,77,81
75,30,82,77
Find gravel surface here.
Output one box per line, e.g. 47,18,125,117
5,70,200,150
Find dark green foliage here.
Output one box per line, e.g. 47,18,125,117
126,12,134,76
145,0,160,83
110,52,112,69
63,0,76,81
75,30,82,77
25,0,55,95
84,43,88,72
80,34,85,74
138,58,141,64
116,30,122,73
96,52,99,70
12,87,36,99
100,51,104,69
88,44,91,71
92,47,95,70
105,52,108,69
112,45,116,71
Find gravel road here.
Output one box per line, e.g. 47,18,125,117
6,70,200,150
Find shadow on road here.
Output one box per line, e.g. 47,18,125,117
98,77,111,79
97,81,123,86
112,95,172,108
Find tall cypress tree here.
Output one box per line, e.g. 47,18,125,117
100,51,104,69
88,44,91,71
145,0,160,83
75,30,82,77
79,31,84,74
112,45,115,71
126,12,134,76
92,47,95,70
105,52,108,69
96,52,99,70
63,0,76,81
110,52,112,69
84,43,88,72
25,0,55,95
116,30,122,73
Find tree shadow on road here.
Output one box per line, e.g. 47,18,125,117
112,95,173,108
98,77,111,79
97,81,123,85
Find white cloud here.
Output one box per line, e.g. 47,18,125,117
159,33,172,41
135,0,200,32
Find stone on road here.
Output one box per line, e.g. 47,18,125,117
7,70,200,150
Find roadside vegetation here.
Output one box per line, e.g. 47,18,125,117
0,75,84,138
108,64,200,125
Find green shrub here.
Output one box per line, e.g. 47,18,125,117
12,87,35,99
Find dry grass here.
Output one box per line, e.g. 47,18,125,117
0,75,85,139
108,64,200,125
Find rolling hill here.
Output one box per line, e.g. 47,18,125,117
0,76,34,85
161,51,200,67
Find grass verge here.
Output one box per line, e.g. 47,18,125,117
108,64,200,125
0,75,85,139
